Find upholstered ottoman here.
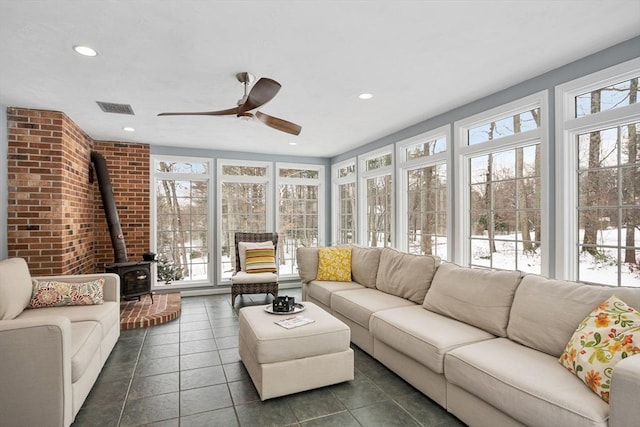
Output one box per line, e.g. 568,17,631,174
238,301,354,400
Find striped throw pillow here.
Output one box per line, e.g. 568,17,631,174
245,248,277,273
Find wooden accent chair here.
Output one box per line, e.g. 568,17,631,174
231,232,279,306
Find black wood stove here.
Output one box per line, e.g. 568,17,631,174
91,150,154,302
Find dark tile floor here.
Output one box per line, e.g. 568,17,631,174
72,289,465,427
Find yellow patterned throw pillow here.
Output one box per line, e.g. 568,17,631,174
316,247,352,282
559,295,640,403
245,248,277,273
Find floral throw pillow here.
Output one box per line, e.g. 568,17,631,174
559,295,640,403
316,247,352,282
245,248,277,274
27,279,105,308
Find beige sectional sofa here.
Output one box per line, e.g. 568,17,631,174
297,246,640,427
0,258,121,427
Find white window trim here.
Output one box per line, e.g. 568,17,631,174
396,125,450,258
216,159,273,284
358,145,395,247
555,58,640,281
151,154,214,289
332,158,357,245
275,161,325,249
454,91,549,274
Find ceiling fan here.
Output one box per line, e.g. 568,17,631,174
158,72,301,136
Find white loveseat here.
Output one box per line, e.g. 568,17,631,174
297,246,640,427
0,258,121,427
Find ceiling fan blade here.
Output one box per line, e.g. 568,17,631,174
255,111,301,136
158,106,239,116
238,78,281,114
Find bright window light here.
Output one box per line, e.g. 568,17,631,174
73,45,97,57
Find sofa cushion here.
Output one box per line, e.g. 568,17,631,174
445,338,609,427
244,248,277,274
424,262,523,337
351,246,380,288
18,302,120,341
27,278,104,308
70,321,102,382
375,248,440,304
0,258,33,320
306,280,364,307
507,274,640,358
296,247,319,283
231,271,278,284
559,295,640,403
370,305,494,373
316,247,352,282
330,288,414,329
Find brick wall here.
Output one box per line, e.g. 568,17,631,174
93,141,150,268
6,107,150,275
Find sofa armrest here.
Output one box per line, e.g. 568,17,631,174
0,316,73,426
609,354,640,427
33,272,121,302
296,247,319,284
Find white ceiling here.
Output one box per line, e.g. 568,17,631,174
1,1,639,158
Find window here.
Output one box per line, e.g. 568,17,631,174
359,148,394,247
217,160,272,281
557,58,640,286
456,92,547,274
332,160,357,245
152,156,213,288
277,163,324,276
397,127,449,259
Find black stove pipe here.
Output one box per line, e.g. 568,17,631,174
90,150,128,264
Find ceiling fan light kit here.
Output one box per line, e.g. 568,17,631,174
158,72,301,136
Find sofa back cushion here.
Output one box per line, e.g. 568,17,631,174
351,246,380,288
296,247,319,283
507,274,640,357
375,248,440,304
423,262,524,337
0,258,33,320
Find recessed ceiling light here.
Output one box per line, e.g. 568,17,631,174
358,93,373,100
123,126,135,132
73,45,97,57
288,142,297,146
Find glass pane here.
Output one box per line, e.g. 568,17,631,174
366,174,392,247
578,246,618,286
279,183,320,274
578,209,618,246
366,153,392,171
578,170,617,207
405,136,447,160
155,178,209,285
338,164,356,178
221,165,266,176
516,145,539,178
575,77,640,118
622,249,640,287
493,239,517,270
468,107,540,145
622,166,640,206
470,155,489,184
491,150,516,181
279,168,319,179
577,127,620,170
156,161,208,174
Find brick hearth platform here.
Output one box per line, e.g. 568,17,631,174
120,293,181,330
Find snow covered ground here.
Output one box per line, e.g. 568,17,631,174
157,229,639,288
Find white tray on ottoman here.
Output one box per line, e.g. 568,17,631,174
239,301,354,400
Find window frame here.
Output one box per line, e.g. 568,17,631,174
454,91,549,273
396,125,451,259
358,145,395,247
275,162,325,277
216,158,273,284
555,58,640,283
332,158,357,245
151,154,215,289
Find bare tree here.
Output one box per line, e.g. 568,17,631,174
624,78,638,264
582,90,602,255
